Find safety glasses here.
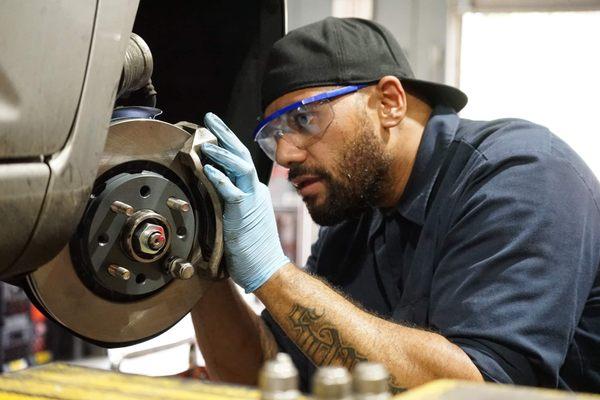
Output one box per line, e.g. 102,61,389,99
254,85,367,161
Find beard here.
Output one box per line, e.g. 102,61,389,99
288,117,393,226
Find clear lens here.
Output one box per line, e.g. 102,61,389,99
255,130,278,161
255,102,334,161
287,103,327,135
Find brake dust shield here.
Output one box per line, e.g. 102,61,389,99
24,119,225,347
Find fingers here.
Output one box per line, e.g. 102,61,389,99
201,143,257,193
203,164,244,202
204,113,252,163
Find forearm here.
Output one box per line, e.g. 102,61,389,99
255,264,483,390
192,279,278,385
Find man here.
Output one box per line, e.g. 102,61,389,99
192,17,600,392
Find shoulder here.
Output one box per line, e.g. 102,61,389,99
456,118,600,206
458,118,552,157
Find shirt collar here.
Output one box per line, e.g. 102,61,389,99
394,105,460,225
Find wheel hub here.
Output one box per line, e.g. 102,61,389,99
71,168,196,299
24,119,225,346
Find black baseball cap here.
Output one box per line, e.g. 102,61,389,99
261,17,467,112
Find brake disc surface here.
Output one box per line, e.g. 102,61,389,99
25,119,224,347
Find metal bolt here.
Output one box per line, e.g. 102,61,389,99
353,362,391,400
107,264,131,281
148,231,166,250
167,197,190,213
312,366,352,400
166,258,195,280
259,353,300,400
110,200,135,217
136,223,166,255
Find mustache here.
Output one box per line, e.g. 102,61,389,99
287,164,331,182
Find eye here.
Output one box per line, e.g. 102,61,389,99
292,111,317,133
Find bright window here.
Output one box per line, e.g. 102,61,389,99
459,11,600,176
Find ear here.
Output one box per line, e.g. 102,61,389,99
376,76,407,128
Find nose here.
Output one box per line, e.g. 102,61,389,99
275,137,307,167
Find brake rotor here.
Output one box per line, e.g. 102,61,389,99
24,118,224,347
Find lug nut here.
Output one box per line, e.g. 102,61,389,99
167,197,190,213
259,353,300,400
166,258,195,280
107,264,131,281
110,200,135,217
312,366,352,400
353,362,390,400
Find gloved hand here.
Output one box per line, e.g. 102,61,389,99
200,113,290,293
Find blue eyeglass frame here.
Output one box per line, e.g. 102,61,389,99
253,84,367,140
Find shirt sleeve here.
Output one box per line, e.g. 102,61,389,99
429,133,600,387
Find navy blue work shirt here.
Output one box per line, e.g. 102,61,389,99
262,106,600,393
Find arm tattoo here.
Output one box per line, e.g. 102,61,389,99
287,304,405,393
287,304,367,369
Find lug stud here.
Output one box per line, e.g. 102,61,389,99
107,264,131,281
110,200,135,217
167,197,190,213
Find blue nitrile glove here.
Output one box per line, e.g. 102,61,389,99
200,113,290,293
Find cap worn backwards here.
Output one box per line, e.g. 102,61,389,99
261,17,467,113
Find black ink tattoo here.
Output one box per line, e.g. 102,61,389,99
287,304,406,392
287,304,367,369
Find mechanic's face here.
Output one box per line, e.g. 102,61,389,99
266,87,394,226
